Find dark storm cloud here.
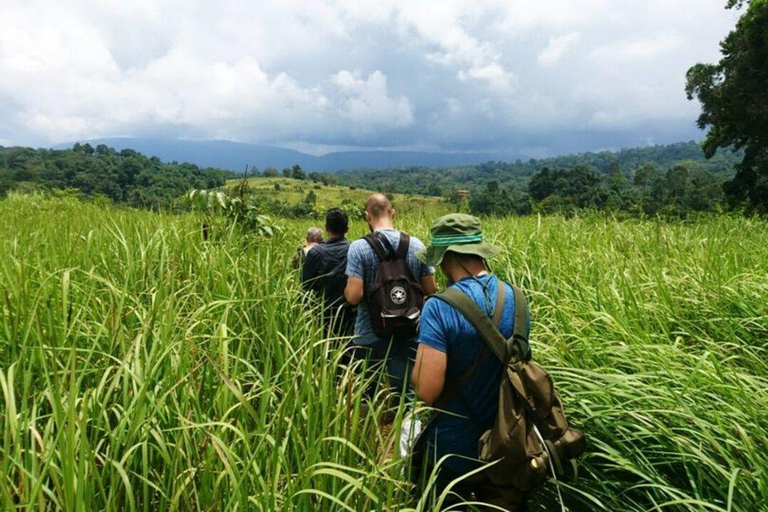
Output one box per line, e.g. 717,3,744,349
0,0,738,155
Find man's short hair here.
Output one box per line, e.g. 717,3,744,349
325,208,349,234
366,193,392,219
306,227,323,243
445,251,486,266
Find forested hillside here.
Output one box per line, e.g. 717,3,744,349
325,141,741,217
0,143,232,209
336,141,740,196
1,140,744,217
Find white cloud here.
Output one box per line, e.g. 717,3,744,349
0,0,739,154
589,35,683,63
538,32,582,67
332,70,414,129
458,63,515,92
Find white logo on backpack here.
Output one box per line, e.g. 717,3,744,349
390,286,407,305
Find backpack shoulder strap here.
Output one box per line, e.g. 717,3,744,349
432,280,507,410
396,233,410,260
363,234,388,262
492,281,506,328
434,283,528,365
511,285,528,349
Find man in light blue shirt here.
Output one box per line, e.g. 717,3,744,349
344,194,437,394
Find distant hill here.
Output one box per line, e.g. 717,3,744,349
55,138,499,173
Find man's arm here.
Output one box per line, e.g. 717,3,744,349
420,275,437,295
411,300,447,403
414,242,437,295
412,344,447,404
344,276,364,306
344,242,365,306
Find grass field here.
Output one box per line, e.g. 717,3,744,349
224,177,451,218
1,193,767,511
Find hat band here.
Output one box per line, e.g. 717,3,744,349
430,233,484,246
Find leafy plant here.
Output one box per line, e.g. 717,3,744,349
187,188,282,237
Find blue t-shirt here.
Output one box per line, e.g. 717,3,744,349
345,228,435,345
417,274,531,474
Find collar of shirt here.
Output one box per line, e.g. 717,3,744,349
455,272,491,284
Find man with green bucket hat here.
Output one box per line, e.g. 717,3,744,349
410,213,531,510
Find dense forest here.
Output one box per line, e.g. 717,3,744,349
0,143,232,209
466,162,726,217
334,141,740,198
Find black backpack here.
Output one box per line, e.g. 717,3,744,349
363,233,424,340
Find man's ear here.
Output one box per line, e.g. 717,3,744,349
391,209,397,221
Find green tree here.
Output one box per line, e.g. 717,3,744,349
686,0,768,213
470,180,510,215
633,164,659,189
291,165,306,180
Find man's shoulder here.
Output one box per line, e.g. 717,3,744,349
348,238,370,252
407,234,426,251
307,243,324,255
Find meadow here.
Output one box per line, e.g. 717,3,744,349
225,177,451,218
1,193,767,511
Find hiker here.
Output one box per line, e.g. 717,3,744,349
344,194,437,395
293,226,323,269
301,208,355,337
410,213,532,510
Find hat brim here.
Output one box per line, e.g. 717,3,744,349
417,242,502,267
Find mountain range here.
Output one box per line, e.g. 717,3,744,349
55,138,502,173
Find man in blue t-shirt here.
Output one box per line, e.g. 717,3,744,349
344,194,437,395
411,213,531,510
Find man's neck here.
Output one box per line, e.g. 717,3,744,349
451,262,488,282
370,221,394,232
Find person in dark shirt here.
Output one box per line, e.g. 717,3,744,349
302,209,355,337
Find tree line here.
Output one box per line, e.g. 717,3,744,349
334,141,741,201
0,143,232,209
466,161,725,217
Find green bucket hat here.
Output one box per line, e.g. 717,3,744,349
417,213,501,267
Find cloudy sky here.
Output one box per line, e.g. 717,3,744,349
0,0,739,156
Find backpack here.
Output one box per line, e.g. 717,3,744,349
431,282,586,492
363,232,425,340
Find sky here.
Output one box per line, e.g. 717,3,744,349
0,0,740,157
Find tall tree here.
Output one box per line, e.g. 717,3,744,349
686,0,768,214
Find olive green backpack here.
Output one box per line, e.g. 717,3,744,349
432,283,586,491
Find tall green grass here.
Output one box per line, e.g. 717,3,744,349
1,194,766,511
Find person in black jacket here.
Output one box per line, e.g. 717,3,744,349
302,209,355,337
